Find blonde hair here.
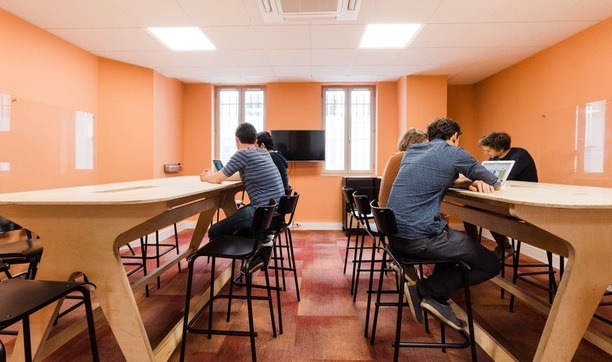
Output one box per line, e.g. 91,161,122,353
397,128,427,151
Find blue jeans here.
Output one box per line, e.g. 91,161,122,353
208,205,256,239
390,226,500,300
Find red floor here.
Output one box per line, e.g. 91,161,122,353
2,229,610,361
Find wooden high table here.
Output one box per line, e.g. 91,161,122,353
441,181,612,361
0,176,243,361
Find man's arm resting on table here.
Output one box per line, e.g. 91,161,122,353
200,169,240,183
454,174,501,192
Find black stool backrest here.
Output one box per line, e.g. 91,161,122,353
352,192,372,217
250,199,277,243
270,193,299,232
370,200,399,236
277,192,299,219
341,187,356,213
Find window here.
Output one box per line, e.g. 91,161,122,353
323,86,374,173
216,87,265,163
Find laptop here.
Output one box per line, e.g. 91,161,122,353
213,159,224,171
481,160,515,183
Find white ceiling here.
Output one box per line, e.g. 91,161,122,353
1,0,611,85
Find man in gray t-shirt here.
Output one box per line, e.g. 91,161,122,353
201,123,284,239
387,118,501,331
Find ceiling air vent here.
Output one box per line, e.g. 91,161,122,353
259,0,360,21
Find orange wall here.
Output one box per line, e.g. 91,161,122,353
377,82,400,174
154,72,184,178
97,59,155,183
0,8,98,192
0,7,185,191
404,75,448,131
182,84,214,176
447,85,477,155
0,9,97,110
471,17,612,187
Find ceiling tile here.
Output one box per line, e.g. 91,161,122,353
1,0,611,85
49,28,164,52
255,25,312,49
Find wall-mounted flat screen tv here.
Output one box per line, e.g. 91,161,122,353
271,130,325,161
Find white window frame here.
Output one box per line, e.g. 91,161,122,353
323,86,375,174
215,86,265,163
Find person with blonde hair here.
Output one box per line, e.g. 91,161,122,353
378,128,428,206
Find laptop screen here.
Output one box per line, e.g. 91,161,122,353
213,160,223,171
481,160,515,183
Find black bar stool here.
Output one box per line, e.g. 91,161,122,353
369,201,477,362
351,192,385,337
121,223,181,297
269,192,300,302
0,278,99,362
180,200,278,362
341,186,363,275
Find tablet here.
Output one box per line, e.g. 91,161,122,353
213,159,223,171
482,160,515,183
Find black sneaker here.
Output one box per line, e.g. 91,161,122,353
261,234,275,247
420,298,467,330
405,283,423,324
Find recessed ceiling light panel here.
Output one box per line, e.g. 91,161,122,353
359,24,423,49
146,27,215,51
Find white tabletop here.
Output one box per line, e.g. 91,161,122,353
448,180,612,209
0,176,241,205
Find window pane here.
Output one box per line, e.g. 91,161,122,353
217,87,266,163
244,90,265,132
350,89,371,171
324,90,345,171
218,89,240,162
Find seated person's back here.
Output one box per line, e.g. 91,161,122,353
202,123,285,239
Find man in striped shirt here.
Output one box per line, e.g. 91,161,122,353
201,123,285,239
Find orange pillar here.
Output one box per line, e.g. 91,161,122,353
397,75,448,134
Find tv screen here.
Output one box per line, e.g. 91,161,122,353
271,130,325,161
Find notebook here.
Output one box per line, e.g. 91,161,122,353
213,159,223,171
481,160,515,183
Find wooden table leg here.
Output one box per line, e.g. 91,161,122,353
10,204,163,361
514,206,612,361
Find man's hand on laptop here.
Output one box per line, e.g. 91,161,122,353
468,180,496,193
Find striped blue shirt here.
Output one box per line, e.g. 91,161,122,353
388,139,500,240
223,148,285,207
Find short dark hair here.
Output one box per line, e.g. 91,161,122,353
235,123,257,144
426,117,462,141
256,131,274,150
478,132,511,151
